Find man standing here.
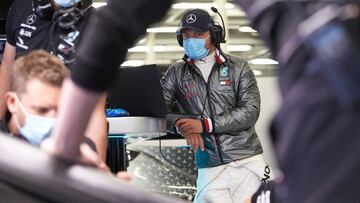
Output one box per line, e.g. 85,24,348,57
161,9,270,203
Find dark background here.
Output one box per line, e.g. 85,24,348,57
0,0,14,35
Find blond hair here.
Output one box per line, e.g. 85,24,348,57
11,50,69,93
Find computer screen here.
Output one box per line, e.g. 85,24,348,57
107,65,168,118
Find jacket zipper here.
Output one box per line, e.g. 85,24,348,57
192,63,225,164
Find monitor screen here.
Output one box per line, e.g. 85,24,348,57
0,37,5,63
107,64,168,118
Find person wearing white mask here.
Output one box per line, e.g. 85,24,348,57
0,50,100,150
0,50,133,182
0,0,109,161
1,50,67,144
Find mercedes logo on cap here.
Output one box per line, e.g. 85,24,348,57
186,14,197,24
26,14,37,25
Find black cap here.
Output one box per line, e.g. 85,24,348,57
178,9,213,33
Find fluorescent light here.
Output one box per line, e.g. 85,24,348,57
156,59,173,64
92,2,107,8
239,26,257,33
172,3,235,10
137,38,146,44
154,45,183,52
128,45,183,53
129,45,251,53
250,58,279,65
128,46,149,52
252,70,262,76
227,45,252,52
147,27,178,33
121,60,145,67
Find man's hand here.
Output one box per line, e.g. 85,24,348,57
42,138,133,182
175,119,205,151
42,138,102,166
116,171,133,183
184,133,205,151
175,118,203,137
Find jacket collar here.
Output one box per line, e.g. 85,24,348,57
183,48,227,65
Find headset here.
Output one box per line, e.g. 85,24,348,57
176,7,226,47
33,0,54,20
33,0,91,23
52,6,84,30
31,0,91,65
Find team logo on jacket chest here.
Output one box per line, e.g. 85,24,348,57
221,67,229,77
26,14,37,25
219,66,231,86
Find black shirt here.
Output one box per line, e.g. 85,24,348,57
6,0,93,64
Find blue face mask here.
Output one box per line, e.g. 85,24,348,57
14,98,56,146
54,0,81,8
183,35,210,60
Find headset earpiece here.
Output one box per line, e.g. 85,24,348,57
176,30,183,47
53,7,83,30
212,23,226,44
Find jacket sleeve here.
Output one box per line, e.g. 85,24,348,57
212,61,261,134
71,0,172,92
160,64,179,133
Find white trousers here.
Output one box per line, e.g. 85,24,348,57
194,154,271,203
